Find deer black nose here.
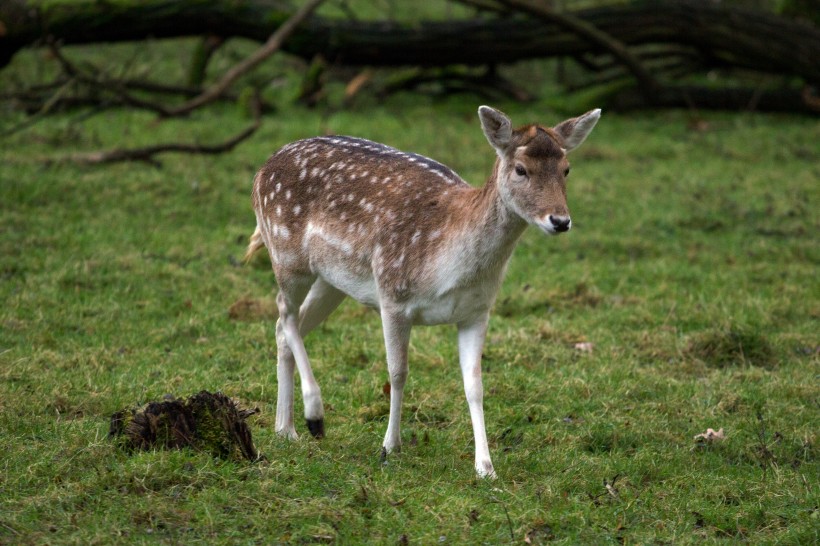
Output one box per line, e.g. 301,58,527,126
549,215,571,233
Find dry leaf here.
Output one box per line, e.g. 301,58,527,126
574,342,594,353
344,69,374,101
694,427,725,443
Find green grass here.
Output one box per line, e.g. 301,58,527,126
1,41,819,544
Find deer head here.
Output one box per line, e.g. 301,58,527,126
478,105,601,235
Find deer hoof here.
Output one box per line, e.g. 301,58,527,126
275,427,298,440
305,418,324,438
476,460,497,479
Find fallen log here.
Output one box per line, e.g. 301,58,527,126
2,1,818,113
2,1,818,84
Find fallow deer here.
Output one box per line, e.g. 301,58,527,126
246,106,601,477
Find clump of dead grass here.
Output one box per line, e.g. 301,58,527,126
109,391,260,461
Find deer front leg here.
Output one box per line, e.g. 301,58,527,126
380,310,412,455
458,314,495,478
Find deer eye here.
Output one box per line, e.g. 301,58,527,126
514,165,527,177
564,167,571,177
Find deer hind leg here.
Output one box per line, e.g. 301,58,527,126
275,276,345,439
295,278,346,437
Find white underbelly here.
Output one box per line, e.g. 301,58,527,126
315,269,494,325
317,266,380,309
407,283,495,326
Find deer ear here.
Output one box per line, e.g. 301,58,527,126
554,108,601,153
478,105,512,156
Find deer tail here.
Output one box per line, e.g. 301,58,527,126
244,224,265,263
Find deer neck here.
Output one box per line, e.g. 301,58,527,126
447,160,528,282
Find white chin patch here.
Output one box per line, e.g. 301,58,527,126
535,216,570,236
534,219,557,235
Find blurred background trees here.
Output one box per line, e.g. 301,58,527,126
1,0,817,160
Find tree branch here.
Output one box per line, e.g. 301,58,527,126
494,0,661,100
49,93,263,166
46,39,176,116
164,0,324,117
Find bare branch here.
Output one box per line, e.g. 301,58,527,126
495,0,660,100
165,0,325,117
1,77,75,137
48,93,263,166
46,39,176,116
449,0,509,14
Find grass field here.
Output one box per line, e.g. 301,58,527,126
1,37,819,544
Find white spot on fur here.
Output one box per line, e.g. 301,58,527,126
293,205,302,216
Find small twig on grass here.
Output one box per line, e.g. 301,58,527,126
0,521,20,536
754,410,777,474
604,475,620,500
483,497,515,541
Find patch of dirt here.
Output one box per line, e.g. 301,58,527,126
228,296,278,322
684,327,776,369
